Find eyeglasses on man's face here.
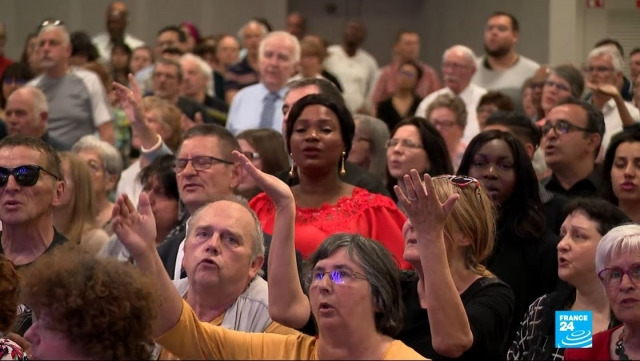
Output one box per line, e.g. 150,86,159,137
541,120,592,136
544,80,571,93
173,155,233,173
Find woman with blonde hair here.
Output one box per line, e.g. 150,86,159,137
53,152,110,255
265,168,514,360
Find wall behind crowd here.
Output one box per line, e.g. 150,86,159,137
1,0,639,73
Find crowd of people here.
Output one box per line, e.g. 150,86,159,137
0,2,639,360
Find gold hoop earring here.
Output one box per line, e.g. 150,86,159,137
340,151,346,176
289,154,296,178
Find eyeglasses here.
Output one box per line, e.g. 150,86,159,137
307,269,368,286
544,80,571,93
431,119,459,129
541,120,593,136
241,151,261,161
434,175,482,198
0,165,59,187
39,19,64,30
85,159,104,173
398,69,417,78
598,264,640,288
173,156,233,173
386,138,423,149
586,65,614,74
353,135,371,143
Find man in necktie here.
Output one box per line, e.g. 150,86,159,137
226,31,300,135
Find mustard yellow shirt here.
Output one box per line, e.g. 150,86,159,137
156,300,426,360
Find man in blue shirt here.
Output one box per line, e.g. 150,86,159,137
226,31,300,136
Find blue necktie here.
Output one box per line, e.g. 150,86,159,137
259,92,279,129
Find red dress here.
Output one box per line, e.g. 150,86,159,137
563,324,621,360
249,187,411,269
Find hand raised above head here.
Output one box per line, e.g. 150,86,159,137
586,81,621,98
232,150,294,208
111,193,158,259
112,74,145,127
394,170,458,235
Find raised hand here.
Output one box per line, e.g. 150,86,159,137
232,150,294,208
587,81,621,99
112,74,145,126
394,170,458,236
111,193,157,259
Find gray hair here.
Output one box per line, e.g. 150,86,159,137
304,233,403,337
10,86,48,121
588,46,624,72
39,24,70,45
186,195,265,261
237,20,268,43
596,224,640,273
353,114,389,180
180,53,213,96
443,45,477,68
71,135,123,179
155,57,183,82
259,31,301,63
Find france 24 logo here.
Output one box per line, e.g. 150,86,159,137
555,311,592,348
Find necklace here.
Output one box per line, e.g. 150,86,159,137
616,328,630,360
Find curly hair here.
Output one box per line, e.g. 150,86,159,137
0,255,20,333
21,244,157,359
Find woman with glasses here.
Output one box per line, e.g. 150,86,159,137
376,60,424,131
508,198,628,360
71,135,123,236
457,130,560,348
602,131,640,223
111,150,424,359
386,116,453,204
564,224,640,360
236,128,289,201
540,65,584,121
425,94,469,171
249,94,409,268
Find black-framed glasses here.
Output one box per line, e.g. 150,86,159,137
307,269,368,286
172,155,233,173
39,19,64,30
541,120,593,136
598,264,640,288
241,151,261,161
0,165,59,187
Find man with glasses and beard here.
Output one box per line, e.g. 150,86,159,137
472,11,539,111
0,135,67,335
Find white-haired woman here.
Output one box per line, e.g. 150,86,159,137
347,114,390,182
72,135,123,235
564,224,640,360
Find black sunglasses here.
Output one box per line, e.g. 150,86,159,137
0,165,59,187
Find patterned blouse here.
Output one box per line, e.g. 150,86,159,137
0,338,27,360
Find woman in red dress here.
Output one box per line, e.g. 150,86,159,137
249,93,409,269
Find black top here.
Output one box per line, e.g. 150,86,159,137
274,161,390,197
376,96,422,131
0,228,68,336
213,70,226,101
486,224,560,349
320,70,343,92
225,57,259,91
177,96,223,127
398,271,515,360
542,164,603,199
540,186,568,236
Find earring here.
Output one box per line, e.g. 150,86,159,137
289,153,296,178
340,151,346,176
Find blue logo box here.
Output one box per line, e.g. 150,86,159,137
555,310,592,348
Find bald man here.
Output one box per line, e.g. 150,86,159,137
92,1,145,62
